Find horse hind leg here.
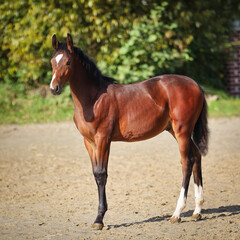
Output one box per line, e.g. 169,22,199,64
191,141,204,221
169,123,193,223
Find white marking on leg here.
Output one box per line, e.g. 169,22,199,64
172,187,186,218
50,72,56,89
55,54,63,66
193,184,204,215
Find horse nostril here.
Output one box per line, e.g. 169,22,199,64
55,85,59,93
50,84,62,95
50,85,59,95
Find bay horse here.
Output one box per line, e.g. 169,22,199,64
50,34,209,230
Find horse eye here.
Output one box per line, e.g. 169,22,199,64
66,61,71,66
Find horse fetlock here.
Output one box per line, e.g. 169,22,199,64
98,205,108,215
195,198,204,207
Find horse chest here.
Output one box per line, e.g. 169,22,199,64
73,114,96,140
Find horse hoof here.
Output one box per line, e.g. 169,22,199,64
170,216,181,223
191,213,202,221
92,223,104,230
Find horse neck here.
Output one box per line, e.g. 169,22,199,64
69,61,106,113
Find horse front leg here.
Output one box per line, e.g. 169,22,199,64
84,137,110,230
93,167,108,229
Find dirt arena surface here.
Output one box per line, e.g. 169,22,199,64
0,118,240,240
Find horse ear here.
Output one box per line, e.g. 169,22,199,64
52,34,59,49
67,33,74,53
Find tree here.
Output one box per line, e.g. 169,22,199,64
0,0,239,87
0,0,154,84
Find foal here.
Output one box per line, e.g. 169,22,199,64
50,34,209,229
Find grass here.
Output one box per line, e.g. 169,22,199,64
0,83,74,124
208,98,240,118
202,85,240,118
0,83,239,124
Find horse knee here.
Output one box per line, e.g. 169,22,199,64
93,168,108,185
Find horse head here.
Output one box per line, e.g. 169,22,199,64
50,33,74,95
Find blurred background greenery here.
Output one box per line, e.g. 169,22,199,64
0,0,240,124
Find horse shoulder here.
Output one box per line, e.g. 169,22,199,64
72,93,111,140
93,89,116,136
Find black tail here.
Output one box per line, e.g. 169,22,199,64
193,97,209,156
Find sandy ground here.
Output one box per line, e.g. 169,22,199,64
0,118,240,240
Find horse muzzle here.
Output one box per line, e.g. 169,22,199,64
50,84,62,95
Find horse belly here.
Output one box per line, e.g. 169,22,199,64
117,103,169,142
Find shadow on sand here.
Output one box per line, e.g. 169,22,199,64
106,205,240,230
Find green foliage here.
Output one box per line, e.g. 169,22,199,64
167,0,240,87
0,83,73,124
202,84,240,118
99,3,193,83
0,0,153,85
208,98,240,118
0,0,239,87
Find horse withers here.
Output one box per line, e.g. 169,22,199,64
50,34,209,230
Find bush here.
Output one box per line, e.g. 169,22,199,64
99,3,193,83
0,0,239,88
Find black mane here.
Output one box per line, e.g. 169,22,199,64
53,42,117,86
